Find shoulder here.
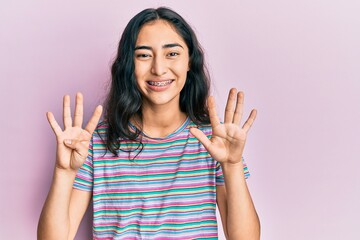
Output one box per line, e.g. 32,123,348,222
91,121,108,141
96,120,108,131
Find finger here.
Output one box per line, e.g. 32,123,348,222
242,109,257,133
63,139,89,158
73,92,84,127
233,91,244,125
208,96,221,129
224,88,237,124
190,127,212,150
84,105,103,135
63,95,72,129
46,112,62,135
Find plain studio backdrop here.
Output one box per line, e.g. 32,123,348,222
1,0,359,239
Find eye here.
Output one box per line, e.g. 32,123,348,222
167,52,179,57
136,53,151,58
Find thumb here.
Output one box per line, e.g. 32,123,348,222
189,127,212,150
63,139,76,148
63,139,89,158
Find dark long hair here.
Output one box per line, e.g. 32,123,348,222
104,7,211,156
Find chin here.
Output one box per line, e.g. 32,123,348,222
143,94,180,107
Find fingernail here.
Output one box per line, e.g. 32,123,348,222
64,139,72,145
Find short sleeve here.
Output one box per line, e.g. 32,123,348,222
215,157,250,186
73,138,94,192
242,158,250,179
215,161,225,186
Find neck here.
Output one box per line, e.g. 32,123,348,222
134,104,187,138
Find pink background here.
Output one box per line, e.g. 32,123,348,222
1,0,359,239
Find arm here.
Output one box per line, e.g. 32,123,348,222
38,171,91,240
216,185,229,239
191,88,260,240
37,93,102,240
217,164,260,240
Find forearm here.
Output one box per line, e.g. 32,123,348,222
221,162,260,240
38,168,77,240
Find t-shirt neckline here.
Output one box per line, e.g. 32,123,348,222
129,117,190,141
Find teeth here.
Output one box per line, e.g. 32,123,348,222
148,80,172,86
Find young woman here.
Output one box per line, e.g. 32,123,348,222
38,7,260,240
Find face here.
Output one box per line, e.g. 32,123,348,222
134,20,190,109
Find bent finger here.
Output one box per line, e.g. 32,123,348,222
47,112,62,136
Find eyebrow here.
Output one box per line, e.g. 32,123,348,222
134,43,184,51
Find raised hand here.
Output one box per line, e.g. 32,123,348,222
47,93,103,171
190,88,256,164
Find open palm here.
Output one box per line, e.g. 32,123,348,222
190,88,256,164
47,93,102,171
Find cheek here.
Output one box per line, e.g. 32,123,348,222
134,62,139,78
134,62,148,80
133,64,143,89
173,60,190,77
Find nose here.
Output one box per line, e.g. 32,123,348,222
151,56,168,76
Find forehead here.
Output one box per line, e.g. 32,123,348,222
136,20,187,47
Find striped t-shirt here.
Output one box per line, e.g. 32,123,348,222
74,117,249,239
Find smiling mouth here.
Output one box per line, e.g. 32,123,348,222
147,80,174,87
